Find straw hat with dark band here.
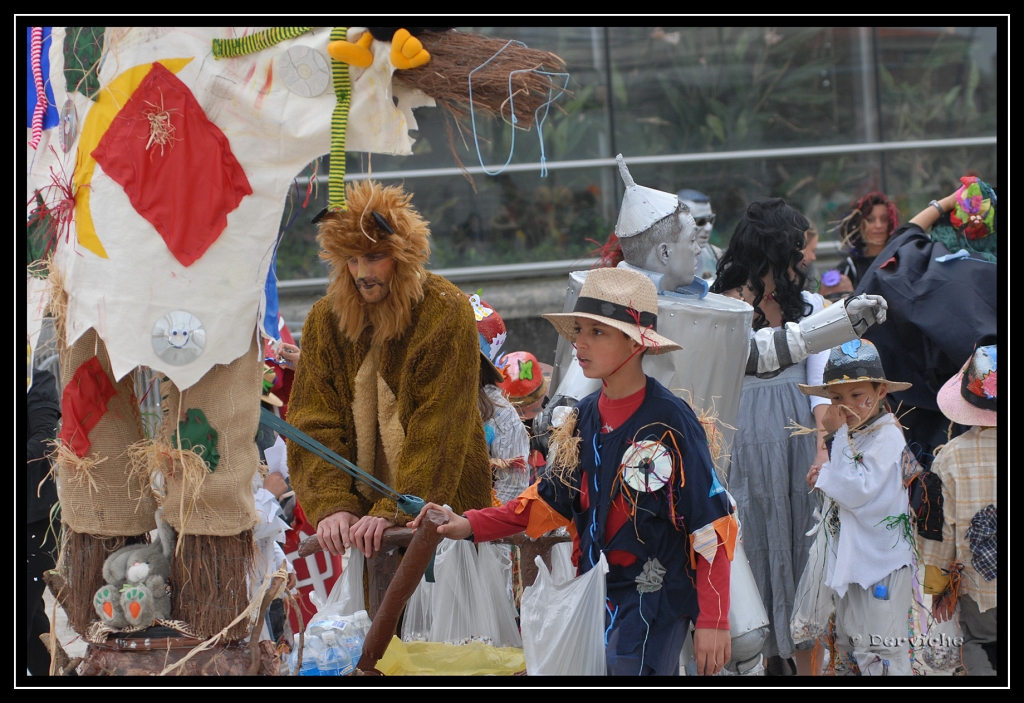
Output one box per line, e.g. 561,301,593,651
798,338,911,398
543,267,681,354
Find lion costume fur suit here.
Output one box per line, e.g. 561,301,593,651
287,180,493,528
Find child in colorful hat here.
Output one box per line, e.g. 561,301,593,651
468,295,531,506
496,351,552,424
414,267,738,676
799,338,916,675
919,336,997,676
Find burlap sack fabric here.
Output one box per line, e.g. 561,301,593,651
158,332,261,536
56,327,156,536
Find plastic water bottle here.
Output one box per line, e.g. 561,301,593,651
352,610,372,639
342,634,363,665
298,633,325,675
317,631,353,676
873,583,889,600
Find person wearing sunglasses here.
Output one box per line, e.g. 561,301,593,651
677,189,721,281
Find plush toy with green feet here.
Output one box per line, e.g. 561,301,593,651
93,510,175,630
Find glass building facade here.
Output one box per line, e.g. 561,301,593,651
274,26,998,281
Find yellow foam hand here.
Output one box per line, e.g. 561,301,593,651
389,28,431,70
327,31,374,68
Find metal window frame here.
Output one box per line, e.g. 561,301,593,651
295,136,997,185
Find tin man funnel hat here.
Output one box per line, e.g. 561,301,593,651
614,154,680,238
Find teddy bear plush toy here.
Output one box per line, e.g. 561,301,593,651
93,511,175,630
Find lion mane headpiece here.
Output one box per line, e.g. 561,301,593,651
317,180,431,346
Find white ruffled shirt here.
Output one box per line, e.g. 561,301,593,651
814,414,914,598
483,385,531,504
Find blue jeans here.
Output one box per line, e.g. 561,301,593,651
605,613,689,676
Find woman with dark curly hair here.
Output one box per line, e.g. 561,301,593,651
822,192,900,297
711,198,831,676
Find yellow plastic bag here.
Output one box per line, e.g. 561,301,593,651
376,636,526,676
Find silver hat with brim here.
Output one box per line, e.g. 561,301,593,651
543,267,681,355
798,339,911,398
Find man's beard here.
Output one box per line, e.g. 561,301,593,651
356,278,391,304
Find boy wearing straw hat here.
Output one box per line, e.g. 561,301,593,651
918,337,998,676
801,339,916,675
411,267,738,676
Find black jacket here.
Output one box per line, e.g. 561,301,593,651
854,223,997,465
27,367,61,524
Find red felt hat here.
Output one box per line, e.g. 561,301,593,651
497,351,552,420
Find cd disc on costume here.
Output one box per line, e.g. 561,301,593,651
620,440,672,492
152,310,207,366
276,45,331,98
60,98,78,153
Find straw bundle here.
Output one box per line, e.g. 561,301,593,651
170,531,256,640
396,30,568,130
546,410,581,489
55,530,151,634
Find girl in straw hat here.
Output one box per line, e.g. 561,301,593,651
412,267,739,676
800,338,917,675
918,336,997,676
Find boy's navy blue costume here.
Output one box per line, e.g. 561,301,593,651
538,376,734,675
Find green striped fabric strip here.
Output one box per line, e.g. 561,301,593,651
328,27,350,211
211,26,312,59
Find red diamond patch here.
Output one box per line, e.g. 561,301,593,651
92,62,253,267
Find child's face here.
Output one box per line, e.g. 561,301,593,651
828,381,887,429
573,317,641,380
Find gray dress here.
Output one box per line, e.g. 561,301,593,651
728,360,818,660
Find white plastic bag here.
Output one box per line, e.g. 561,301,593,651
790,498,838,645
401,574,433,642
521,552,608,676
475,542,523,648
549,540,576,585
429,539,522,648
309,549,365,619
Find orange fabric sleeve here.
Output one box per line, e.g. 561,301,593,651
515,481,575,539
689,513,738,570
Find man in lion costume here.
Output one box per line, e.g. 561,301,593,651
287,179,492,559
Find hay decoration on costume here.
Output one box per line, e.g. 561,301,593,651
148,433,212,550
44,254,68,349
142,93,181,156
48,440,105,497
546,408,581,488
490,456,529,473
26,147,79,260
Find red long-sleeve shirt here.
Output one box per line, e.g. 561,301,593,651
465,386,730,630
